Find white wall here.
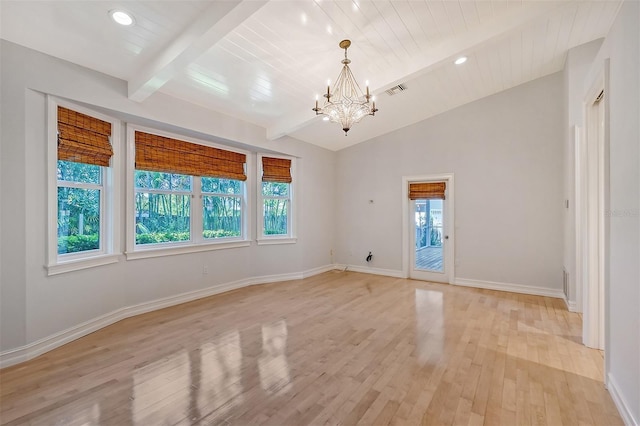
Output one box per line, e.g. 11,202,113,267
0,41,335,354
1,42,27,351
335,72,565,290
562,39,604,309
588,1,640,423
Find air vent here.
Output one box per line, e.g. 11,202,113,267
385,84,407,96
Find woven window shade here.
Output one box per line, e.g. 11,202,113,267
262,157,292,183
409,182,446,200
57,106,113,166
135,131,246,181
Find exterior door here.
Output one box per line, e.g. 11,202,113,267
408,180,453,283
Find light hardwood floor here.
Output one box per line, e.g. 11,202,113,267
0,271,622,425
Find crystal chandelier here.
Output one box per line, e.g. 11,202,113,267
313,40,378,135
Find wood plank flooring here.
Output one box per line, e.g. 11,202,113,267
0,272,622,425
415,247,443,271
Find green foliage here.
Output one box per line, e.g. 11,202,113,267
202,177,241,194
136,231,190,245
135,171,191,191
262,182,289,196
135,229,239,245
58,234,100,254
58,160,101,184
57,161,102,252
263,198,288,235
203,229,239,239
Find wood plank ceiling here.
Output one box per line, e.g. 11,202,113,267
0,0,622,151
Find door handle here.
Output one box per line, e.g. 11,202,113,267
444,235,449,240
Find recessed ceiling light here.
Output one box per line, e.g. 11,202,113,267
110,10,134,26
323,116,329,121
454,56,467,65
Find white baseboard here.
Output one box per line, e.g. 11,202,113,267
607,373,639,426
453,277,565,299
337,264,404,278
302,264,337,278
0,264,334,369
563,296,579,312
608,373,639,426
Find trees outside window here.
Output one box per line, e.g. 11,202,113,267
202,177,242,239
133,173,245,245
262,181,290,235
134,171,191,245
57,160,103,254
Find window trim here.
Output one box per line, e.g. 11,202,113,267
46,97,121,275
257,154,297,244
125,124,251,259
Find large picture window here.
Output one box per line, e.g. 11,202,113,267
47,100,120,274
127,127,249,257
258,155,296,242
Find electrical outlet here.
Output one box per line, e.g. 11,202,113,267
203,265,208,275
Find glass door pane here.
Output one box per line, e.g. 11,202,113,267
414,199,444,272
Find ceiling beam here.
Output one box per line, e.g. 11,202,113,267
266,0,573,141
128,0,267,102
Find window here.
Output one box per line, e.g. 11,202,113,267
201,177,243,239
134,171,192,245
57,160,104,254
258,155,296,243
127,127,249,258
47,100,120,274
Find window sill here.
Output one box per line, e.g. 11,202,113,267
126,240,251,260
256,237,297,246
46,254,121,276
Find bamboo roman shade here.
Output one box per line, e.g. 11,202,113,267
262,157,292,183
57,106,113,166
409,182,446,200
135,131,247,181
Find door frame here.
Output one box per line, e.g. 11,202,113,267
402,173,455,283
578,64,609,354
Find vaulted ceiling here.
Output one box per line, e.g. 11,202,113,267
0,1,621,151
